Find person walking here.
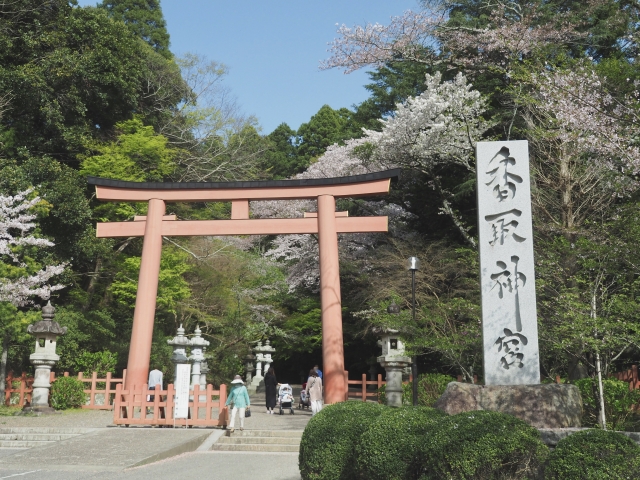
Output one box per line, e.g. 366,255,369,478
264,367,277,414
313,364,323,379
225,375,250,433
304,369,323,416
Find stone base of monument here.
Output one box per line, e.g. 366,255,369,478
434,382,582,428
20,406,59,415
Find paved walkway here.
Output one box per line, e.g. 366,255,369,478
0,391,310,479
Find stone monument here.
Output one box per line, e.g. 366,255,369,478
435,141,582,428
25,301,67,413
377,328,411,407
477,141,540,384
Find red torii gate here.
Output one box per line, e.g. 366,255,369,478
88,169,400,404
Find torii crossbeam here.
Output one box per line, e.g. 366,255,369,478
88,169,400,403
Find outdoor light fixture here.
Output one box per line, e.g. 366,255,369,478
407,256,420,271
408,256,419,406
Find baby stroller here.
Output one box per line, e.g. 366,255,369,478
278,383,295,415
298,382,311,410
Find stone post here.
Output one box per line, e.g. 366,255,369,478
25,301,67,413
167,324,190,382
188,326,209,392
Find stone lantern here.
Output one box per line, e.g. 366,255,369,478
199,347,209,391
376,328,411,408
244,353,255,384
251,339,275,393
26,301,67,413
167,324,190,382
188,325,209,392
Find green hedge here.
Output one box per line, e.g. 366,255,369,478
299,401,385,480
50,376,87,410
417,410,549,479
356,406,446,480
545,429,640,479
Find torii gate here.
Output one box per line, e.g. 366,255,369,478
88,169,400,404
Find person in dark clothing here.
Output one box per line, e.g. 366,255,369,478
264,367,278,414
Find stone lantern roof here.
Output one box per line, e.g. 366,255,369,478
27,301,67,335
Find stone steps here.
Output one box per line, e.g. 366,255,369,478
211,429,302,453
0,427,94,449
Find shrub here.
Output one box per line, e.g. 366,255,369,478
418,410,549,479
72,350,117,377
377,373,454,406
299,401,385,480
50,376,87,410
545,429,640,479
356,406,446,480
416,373,454,406
575,377,640,430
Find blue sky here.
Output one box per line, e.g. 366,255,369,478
76,1,420,134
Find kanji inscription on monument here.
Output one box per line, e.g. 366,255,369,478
477,141,540,385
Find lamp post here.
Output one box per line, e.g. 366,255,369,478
408,256,420,406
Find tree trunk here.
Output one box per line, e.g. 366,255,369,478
596,350,607,429
82,257,102,312
0,333,10,406
591,289,607,429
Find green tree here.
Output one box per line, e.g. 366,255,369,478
262,123,302,179
81,118,177,183
100,0,172,58
296,105,362,165
0,4,158,160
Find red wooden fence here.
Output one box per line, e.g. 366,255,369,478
343,371,416,402
112,383,228,427
344,373,385,402
612,365,640,391
4,370,126,410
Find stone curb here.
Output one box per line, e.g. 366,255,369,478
130,430,212,467
195,429,226,451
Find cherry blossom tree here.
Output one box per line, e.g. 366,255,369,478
0,189,66,400
321,9,443,73
366,71,492,246
521,65,640,230
322,2,581,75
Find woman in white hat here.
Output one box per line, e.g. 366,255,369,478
225,375,250,433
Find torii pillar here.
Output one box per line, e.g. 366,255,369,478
318,195,344,404
88,169,400,401
127,198,165,390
